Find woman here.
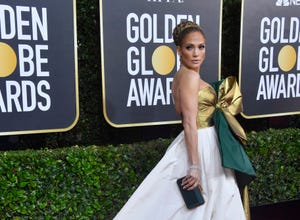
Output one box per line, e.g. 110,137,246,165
113,21,255,220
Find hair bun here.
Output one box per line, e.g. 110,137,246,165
172,21,204,46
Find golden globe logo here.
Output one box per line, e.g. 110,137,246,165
126,13,200,107
152,45,175,75
256,16,300,100
0,5,51,113
0,42,17,77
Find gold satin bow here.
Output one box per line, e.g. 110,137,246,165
216,76,247,145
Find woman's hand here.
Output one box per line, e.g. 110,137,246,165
182,166,201,190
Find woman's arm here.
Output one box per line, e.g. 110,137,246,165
179,71,200,190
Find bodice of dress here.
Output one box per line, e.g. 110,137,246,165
196,85,216,129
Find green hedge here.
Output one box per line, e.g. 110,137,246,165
246,128,300,205
0,128,299,219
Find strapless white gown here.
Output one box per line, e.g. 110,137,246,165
113,126,246,220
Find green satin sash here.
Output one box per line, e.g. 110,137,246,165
211,76,256,188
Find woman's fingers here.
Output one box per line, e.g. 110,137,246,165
188,180,200,190
182,175,199,190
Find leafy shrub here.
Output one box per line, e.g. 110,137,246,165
0,128,299,219
246,128,300,205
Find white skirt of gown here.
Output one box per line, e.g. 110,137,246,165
113,126,246,220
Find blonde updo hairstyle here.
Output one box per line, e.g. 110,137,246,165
172,21,206,46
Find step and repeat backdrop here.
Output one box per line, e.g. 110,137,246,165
1,0,299,134
240,0,300,118
0,0,78,135
100,0,222,127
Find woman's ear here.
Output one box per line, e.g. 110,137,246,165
176,46,182,56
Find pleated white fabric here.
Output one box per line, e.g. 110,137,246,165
113,126,246,220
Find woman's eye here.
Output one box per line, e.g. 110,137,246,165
186,46,193,50
199,45,205,50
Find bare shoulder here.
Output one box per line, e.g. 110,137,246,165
180,70,200,89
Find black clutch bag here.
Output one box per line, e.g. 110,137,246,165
177,177,205,209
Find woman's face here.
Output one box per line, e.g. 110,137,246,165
177,31,206,72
